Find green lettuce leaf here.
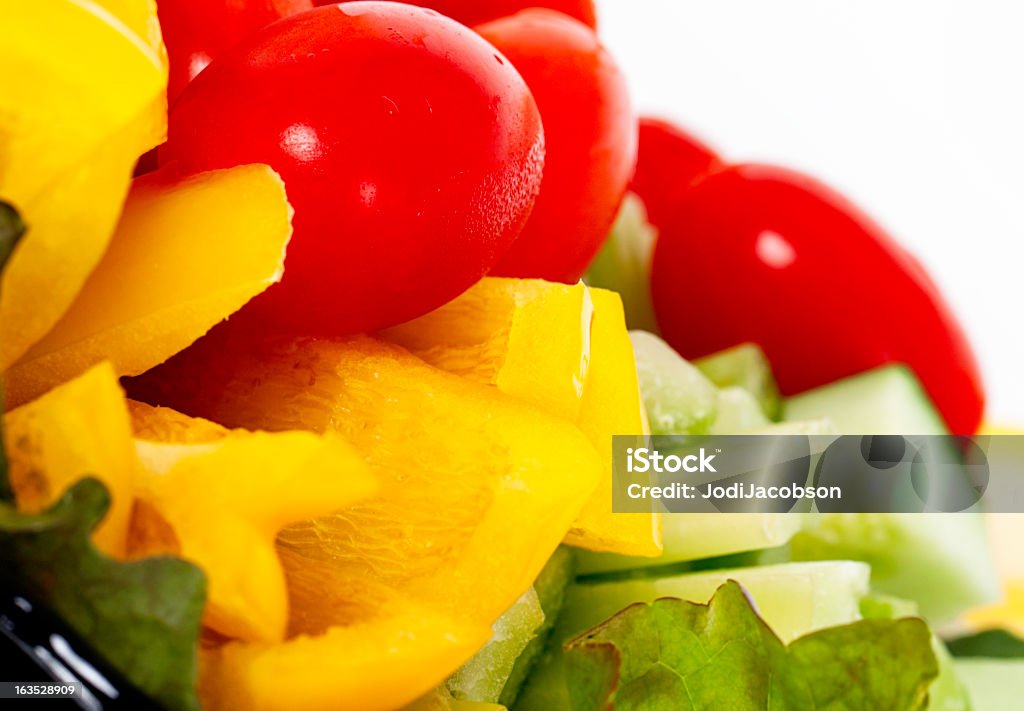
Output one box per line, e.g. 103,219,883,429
0,479,206,709
563,580,938,711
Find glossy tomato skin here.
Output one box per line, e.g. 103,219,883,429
162,2,545,335
630,117,723,229
480,9,636,283
651,164,984,435
312,0,598,28
159,0,313,105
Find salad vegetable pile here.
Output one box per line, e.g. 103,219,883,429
1,1,1021,710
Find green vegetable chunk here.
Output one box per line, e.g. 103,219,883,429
585,193,659,333
448,588,544,704
954,659,1024,711
499,547,575,707
783,364,946,435
709,386,770,433
695,342,782,420
0,479,206,710
630,330,718,435
781,364,999,622
563,580,938,711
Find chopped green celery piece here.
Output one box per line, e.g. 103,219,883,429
448,588,543,704
781,364,999,622
498,547,574,707
695,342,782,420
954,660,1024,711
584,193,659,332
515,562,870,710
709,386,770,433
629,330,717,435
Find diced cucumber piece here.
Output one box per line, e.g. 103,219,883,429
630,330,718,435
498,547,574,707
695,342,782,420
788,513,999,623
514,562,870,710
955,660,1024,711
781,364,999,622
584,193,659,333
709,385,770,433
784,364,948,434
447,588,543,704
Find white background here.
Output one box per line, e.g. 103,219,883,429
600,0,1024,423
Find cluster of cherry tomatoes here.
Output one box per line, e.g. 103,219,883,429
153,0,983,434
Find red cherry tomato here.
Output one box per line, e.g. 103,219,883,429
312,0,598,28
162,2,545,335
630,117,723,228
651,164,984,435
158,0,313,104
479,9,636,283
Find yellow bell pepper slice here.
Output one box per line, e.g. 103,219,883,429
0,1,166,369
565,287,660,556
6,164,292,407
382,277,593,421
127,331,602,628
128,399,231,444
384,279,659,556
131,421,376,643
2,362,135,558
200,603,490,711
91,0,167,63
